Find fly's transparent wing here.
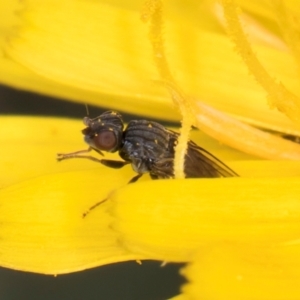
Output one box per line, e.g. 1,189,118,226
183,140,238,178
150,136,238,179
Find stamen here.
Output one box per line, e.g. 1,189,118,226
141,0,194,179
222,0,300,123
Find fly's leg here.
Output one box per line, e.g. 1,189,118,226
58,149,139,217
128,173,143,183
57,150,129,169
82,173,143,218
82,197,109,218
149,173,159,180
57,146,103,158
100,159,130,169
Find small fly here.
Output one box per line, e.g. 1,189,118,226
57,110,238,182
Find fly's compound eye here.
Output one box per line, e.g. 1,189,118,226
93,130,118,152
82,112,124,153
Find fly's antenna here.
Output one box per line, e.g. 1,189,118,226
85,103,90,117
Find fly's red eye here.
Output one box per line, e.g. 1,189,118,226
93,130,117,151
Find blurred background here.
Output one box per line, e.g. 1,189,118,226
0,84,185,300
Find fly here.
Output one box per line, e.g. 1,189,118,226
57,110,238,182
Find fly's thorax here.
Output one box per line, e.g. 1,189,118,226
118,119,176,174
120,120,175,159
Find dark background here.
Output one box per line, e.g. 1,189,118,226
0,84,185,300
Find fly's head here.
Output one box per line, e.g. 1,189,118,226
82,111,124,153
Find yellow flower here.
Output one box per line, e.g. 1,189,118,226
1,0,300,299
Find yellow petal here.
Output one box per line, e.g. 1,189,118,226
1,3,300,298
0,170,144,274
111,177,300,262
192,100,300,159
0,115,244,274
1,0,299,134
182,242,300,300
0,116,104,186
0,116,142,273
4,0,174,119
169,294,188,300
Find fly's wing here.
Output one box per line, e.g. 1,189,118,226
150,131,238,179
183,140,238,178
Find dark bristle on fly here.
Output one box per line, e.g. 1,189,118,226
57,110,238,183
